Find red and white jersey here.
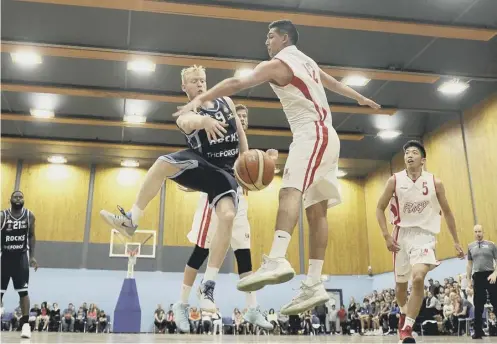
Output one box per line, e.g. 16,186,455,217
389,170,442,234
270,45,332,133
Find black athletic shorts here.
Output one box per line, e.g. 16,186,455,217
160,149,239,208
1,251,30,293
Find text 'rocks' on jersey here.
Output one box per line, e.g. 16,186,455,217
181,97,240,173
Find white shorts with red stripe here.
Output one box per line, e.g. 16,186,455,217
187,188,250,250
393,226,440,283
282,121,342,209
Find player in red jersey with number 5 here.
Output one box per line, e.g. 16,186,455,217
376,140,464,343
175,20,380,314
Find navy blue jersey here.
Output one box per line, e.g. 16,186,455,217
1,208,31,253
183,97,239,173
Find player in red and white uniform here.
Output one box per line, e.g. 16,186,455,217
175,20,380,314
376,140,464,343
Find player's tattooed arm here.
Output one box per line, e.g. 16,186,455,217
29,212,39,271
224,97,249,154
319,69,380,109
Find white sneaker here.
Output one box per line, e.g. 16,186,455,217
100,205,137,238
243,307,273,330
280,281,329,315
236,255,295,292
198,280,217,312
21,323,31,339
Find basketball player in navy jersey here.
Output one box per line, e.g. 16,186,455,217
1,191,38,339
172,104,274,333
100,65,249,311
376,141,464,343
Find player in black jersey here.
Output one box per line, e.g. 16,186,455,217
1,191,38,339
100,65,249,311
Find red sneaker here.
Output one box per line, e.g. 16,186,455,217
398,313,406,332
399,325,415,343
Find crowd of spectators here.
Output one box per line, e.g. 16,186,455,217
1,302,110,333
152,274,495,337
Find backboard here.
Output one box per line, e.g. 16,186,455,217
109,229,156,259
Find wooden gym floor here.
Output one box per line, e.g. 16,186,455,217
1,332,489,343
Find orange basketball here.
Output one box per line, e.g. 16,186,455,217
234,149,275,191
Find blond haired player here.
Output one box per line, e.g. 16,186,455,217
376,140,464,343
101,65,248,312
172,104,274,333
175,20,380,314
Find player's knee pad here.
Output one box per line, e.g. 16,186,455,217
187,245,209,270
234,249,252,275
18,291,28,298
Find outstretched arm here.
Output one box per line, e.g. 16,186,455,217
174,60,288,117
435,178,464,258
197,60,283,103
319,69,380,109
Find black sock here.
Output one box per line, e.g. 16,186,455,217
21,315,29,326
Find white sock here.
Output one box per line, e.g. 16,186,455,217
203,267,219,282
305,259,324,284
402,317,415,330
180,284,192,304
399,304,407,314
245,292,257,309
130,204,144,226
268,230,291,258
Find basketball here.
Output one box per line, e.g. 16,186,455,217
234,150,275,191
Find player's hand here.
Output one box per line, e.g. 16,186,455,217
266,149,278,161
454,243,465,259
384,234,400,253
202,116,228,142
358,96,381,109
488,272,497,284
173,97,203,117
30,257,39,272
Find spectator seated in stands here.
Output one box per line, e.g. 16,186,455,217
314,303,327,334
359,299,372,334
36,302,50,331
212,308,222,335
49,303,61,332
98,310,107,332
388,301,400,335
201,310,212,334
267,308,278,333
61,303,75,332
11,307,22,331
75,307,86,332
189,307,201,334
165,310,176,334
86,305,98,332
154,305,166,334
277,312,289,335
29,304,41,330
452,295,472,335
489,312,497,336
232,308,244,334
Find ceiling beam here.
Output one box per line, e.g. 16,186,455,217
1,83,396,115
0,113,365,141
1,41,439,84
18,0,497,41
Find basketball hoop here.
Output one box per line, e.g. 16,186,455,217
126,248,139,279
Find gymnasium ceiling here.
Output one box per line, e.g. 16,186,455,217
1,0,497,177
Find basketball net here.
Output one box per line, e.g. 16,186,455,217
126,249,138,279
